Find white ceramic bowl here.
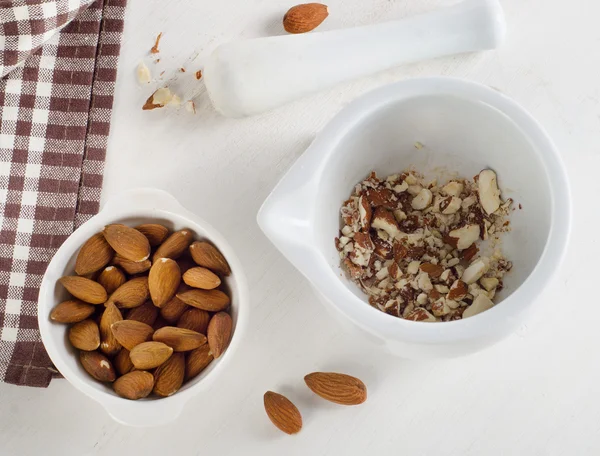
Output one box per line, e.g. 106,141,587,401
38,189,249,427
258,77,570,358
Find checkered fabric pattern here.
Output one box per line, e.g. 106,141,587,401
0,0,127,387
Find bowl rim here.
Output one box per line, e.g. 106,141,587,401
258,76,571,343
38,188,250,426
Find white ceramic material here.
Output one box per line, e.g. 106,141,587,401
38,189,249,427
257,77,571,358
204,0,506,117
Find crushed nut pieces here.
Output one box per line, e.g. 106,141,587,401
336,170,513,321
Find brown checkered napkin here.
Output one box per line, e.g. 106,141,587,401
0,0,128,387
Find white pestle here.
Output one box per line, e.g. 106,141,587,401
203,0,506,118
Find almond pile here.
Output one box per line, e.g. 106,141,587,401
50,223,233,400
336,170,514,321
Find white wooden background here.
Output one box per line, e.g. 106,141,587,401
0,0,597,454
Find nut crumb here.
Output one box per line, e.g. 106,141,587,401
185,100,196,114
195,70,202,80
337,169,514,321
142,87,174,110
180,67,186,72
150,32,162,54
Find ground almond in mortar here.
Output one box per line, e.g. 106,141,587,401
335,170,513,322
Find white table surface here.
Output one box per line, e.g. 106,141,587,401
0,0,596,454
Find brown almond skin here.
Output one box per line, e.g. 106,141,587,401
50,299,95,323
75,233,114,276
126,301,159,326
112,254,151,275
97,266,126,295
185,344,213,381
182,267,221,290
103,224,151,262
177,308,210,334
153,229,193,262
153,326,206,352
106,277,150,309
177,289,230,312
135,224,169,247
69,319,100,351
99,302,123,356
113,370,154,400
283,3,328,34
189,241,231,276
153,315,169,331
114,348,134,375
59,276,107,305
110,320,154,350
130,341,173,370
207,311,232,359
304,372,367,405
80,351,116,382
153,352,185,397
149,258,181,307
264,391,303,434
160,293,189,324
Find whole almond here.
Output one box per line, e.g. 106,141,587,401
304,372,367,405
185,344,213,381
153,326,206,351
59,276,107,304
160,294,188,323
135,223,169,247
177,308,210,334
97,266,126,295
106,277,150,309
153,352,185,397
264,391,303,434
75,233,113,275
130,341,173,370
283,3,328,34
50,299,95,323
182,267,221,290
113,370,154,400
149,258,181,307
110,320,154,350
176,289,230,312
189,241,231,276
103,224,151,262
99,302,123,356
69,319,100,351
207,311,232,359
112,254,151,275
80,351,116,382
153,229,193,262
114,348,134,375
127,301,159,326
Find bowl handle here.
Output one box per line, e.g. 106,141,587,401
102,398,186,427
101,188,186,215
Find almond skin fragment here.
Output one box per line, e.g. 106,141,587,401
50,299,95,323
304,372,367,405
264,391,303,434
75,233,113,276
59,276,107,305
103,224,150,262
283,3,328,34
